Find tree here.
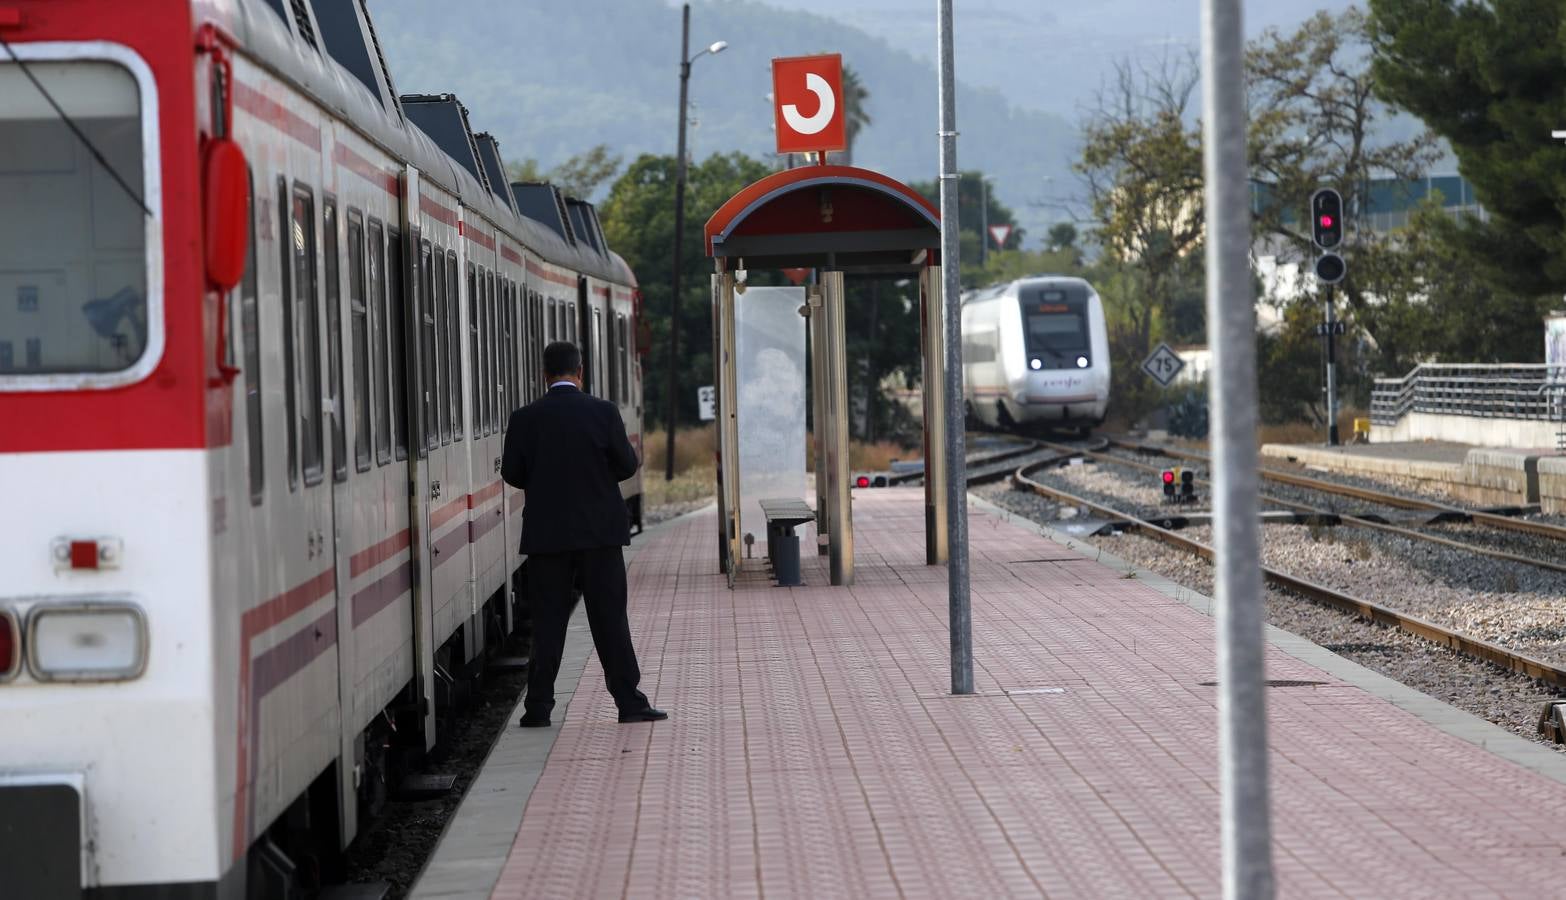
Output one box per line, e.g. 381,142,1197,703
841,65,872,166
1046,223,1078,253
504,144,624,199
1369,0,1566,297
598,152,776,430
909,170,1022,286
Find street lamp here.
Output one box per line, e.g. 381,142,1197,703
665,4,727,481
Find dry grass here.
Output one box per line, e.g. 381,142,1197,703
643,464,716,508
642,425,717,476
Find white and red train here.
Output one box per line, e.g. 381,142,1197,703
0,0,644,895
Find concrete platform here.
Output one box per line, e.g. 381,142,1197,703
416,489,1566,899
1261,440,1564,506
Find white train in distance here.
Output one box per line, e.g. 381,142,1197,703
961,276,1112,434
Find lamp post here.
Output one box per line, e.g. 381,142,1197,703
664,4,727,481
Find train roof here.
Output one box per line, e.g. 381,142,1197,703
961,274,1095,305
213,0,634,287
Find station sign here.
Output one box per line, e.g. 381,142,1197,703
988,224,1012,250
697,385,716,422
772,54,846,155
1141,342,1185,387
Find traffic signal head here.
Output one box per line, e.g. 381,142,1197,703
1311,188,1344,250
1162,469,1176,497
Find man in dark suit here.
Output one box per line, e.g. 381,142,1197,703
502,341,667,727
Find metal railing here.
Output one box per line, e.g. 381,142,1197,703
1370,363,1566,425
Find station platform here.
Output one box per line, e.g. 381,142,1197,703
413,489,1566,899
1262,439,1566,508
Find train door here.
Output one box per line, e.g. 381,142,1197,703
398,168,438,750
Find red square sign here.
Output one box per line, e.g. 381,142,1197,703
772,54,846,155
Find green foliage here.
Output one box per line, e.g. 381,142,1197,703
1166,385,1209,439
504,145,623,199
599,152,775,429
1369,0,1566,296
908,171,1022,285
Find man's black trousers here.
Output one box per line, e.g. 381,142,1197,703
524,546,648,717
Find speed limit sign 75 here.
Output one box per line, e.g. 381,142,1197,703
772,54,846,155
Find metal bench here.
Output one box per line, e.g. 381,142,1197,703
758,498,815,586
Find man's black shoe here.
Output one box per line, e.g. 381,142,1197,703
519,713,552,728
617,707,668,724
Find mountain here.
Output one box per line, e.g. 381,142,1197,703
370,0,1077,244
758,0,1362,119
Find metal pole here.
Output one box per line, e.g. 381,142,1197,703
664,3,692,482
1201,0,1275,896
937,0,972,695
1325,285,1339,446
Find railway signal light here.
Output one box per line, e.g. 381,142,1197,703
1180,469,1195,501
1315,252,1346,284
1310,188,1344,250
856,475,871,489
1162,469,1176,500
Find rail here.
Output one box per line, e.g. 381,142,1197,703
1370,363,1566,425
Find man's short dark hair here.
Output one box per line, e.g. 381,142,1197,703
543,341,582,380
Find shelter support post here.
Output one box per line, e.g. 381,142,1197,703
821,271,854,586
808,284,829,555
716,272,742,586
921,265,948,564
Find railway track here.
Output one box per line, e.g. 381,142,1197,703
1110,437,1566,544
888,434,1067,487
1039,440,1566,577
1009,451,1566,693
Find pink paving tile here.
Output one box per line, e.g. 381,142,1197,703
486,491,1566,899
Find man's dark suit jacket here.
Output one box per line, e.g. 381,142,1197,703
501,384,640,554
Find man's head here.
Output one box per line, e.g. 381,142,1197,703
543,340,583,387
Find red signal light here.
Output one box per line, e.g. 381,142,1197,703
1162,470,1175,484
856,475,870,488
0,613,15,678
1319,214,1334,229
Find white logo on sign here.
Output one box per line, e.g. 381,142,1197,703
782,73,837,136
1141,342,1186,387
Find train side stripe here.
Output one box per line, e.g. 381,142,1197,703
430,494,468,530
233,81,321,151
469,479,503,508
525,259,577,288
351,560,414,628
350,529,412,578
421,196,459,227
501,246,523,264
333,143,399,197
466,227,496,251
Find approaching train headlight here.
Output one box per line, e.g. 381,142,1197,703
1075,356,1088,368
1030,358,1042,370
27,602,147,682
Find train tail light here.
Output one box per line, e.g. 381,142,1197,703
27,603,147,682
0,611,18,681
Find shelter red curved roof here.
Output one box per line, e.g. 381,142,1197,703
704,165,941,273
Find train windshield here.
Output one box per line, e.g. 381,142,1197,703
0,60,148,378
1024,309,1089,355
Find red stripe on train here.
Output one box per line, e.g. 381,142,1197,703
333,143,398,196
233,82,321,151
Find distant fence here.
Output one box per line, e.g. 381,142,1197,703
1370,364,1566,426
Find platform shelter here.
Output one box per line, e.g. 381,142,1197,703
704,165,943,586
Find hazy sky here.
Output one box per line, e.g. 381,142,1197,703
734,0,1360,119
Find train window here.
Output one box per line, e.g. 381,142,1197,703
568,301,577,344
432,246,450,446
481,271,494,433
387,230,408,460
368,220,391,465
324,199,346,483
277,180,299,488
0,60,149,379
348,211,370,472
291,184,324,486
447,251,462,441
468,263,479,437
1024,309,1089,355
482,270,494,432
506,283,518,417
592,307,604,398
420,239,437,453
241,170,264,505
617,313,629,406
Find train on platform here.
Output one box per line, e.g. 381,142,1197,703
0,0,645,895
961,275,1111,434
